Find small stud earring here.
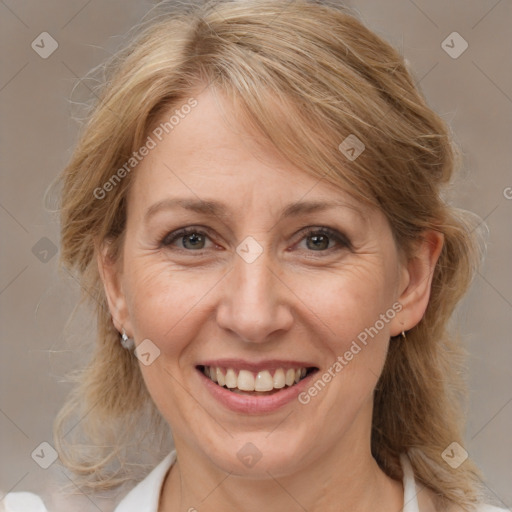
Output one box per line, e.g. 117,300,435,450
401,330,406,339
120,330,135,351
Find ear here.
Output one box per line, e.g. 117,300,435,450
390,229,444,336
96,239,132,337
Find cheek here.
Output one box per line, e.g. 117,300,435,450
123,259,216,352
122,260,215,425
303,260,396,346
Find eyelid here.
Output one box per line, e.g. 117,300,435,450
294,226,352,251
160,226,214,249
160,225,352,253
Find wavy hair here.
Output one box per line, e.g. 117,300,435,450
54,0,487,508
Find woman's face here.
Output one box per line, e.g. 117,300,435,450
100,89,437,477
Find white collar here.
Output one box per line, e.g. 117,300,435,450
114,451,177,512
401,453,420,512
114,451,420,512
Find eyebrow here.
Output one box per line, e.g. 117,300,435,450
144,197,367,224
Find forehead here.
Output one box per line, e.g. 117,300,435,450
128,88,372,224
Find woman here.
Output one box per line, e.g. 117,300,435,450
5,1,507,511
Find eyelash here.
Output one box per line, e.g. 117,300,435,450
159,226,351,255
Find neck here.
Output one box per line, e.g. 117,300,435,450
159,434,403,512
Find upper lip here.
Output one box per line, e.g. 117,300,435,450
197,358,318,372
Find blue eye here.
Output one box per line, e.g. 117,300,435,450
161,228,211,250
160,226,351,254
297,227,351,252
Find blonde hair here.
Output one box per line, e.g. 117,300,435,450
55,0,487,508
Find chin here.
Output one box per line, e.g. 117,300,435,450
198,431,313,478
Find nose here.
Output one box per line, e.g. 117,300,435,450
215,248,294,344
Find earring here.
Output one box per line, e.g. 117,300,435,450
120,330,135,350
401,330,406,339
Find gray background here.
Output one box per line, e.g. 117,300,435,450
1,0,511,510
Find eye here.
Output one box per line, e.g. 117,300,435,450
295,227,351,253
161,227,214,251
159,226,351,254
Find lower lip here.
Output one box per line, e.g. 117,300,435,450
197,369,316,414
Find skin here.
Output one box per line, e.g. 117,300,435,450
98,88,444,512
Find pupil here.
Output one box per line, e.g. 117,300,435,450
184,233,204,249
308,234,328,250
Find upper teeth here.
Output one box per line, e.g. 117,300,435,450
203,366,308,391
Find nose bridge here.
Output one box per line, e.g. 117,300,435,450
235,250,274,307
216,245,292,343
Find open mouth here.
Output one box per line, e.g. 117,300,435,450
197,365,318,396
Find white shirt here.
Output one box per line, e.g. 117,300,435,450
4,452,508,512
113,451,508,512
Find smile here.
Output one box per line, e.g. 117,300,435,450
199,365,316,395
